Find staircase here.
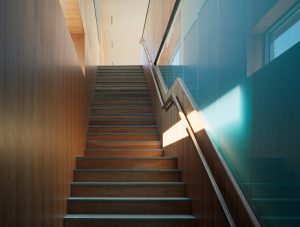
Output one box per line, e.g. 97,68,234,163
64,66,196,227
242,158,300,227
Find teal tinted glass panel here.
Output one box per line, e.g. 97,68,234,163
157,0,300,226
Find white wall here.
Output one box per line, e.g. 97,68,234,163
95,0,148,65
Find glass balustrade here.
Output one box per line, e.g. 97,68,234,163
156,0,300,226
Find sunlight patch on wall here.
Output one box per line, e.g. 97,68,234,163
187,110,209,133
162,120,188,147
187,86,242,133
204,86,242,129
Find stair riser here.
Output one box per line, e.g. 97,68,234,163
95,85,148,88
90,115,154,119
65,220,196,227
86,142,161,149
87,134,159,141
71,185,185,197
94,94,150,99
96,81,147,84
74,171,180,182
84,150,163,157
93,99,151,103
255,200,300,216
67,200,190,214
89,121,156,126
92,109,154,114
96,77,146,81
93,104,152,108
97,72,144,75
76,159,176,169
246,184,300,199
94,90,149,94
262,218,300,227
88,127,158,133
95,88,149,92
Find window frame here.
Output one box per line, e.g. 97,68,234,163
265,2,300,63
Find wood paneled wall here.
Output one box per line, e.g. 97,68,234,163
157,11,181,65
143,0,176,62
0,0,100,226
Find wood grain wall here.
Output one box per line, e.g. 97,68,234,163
143,0,176,62
0,0,100,226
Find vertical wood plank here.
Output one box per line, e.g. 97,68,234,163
0,0,100,226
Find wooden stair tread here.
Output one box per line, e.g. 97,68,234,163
76,156,176,160
85,148,163,151
88,125,158,128
74,169,180,172
65,66,196,226
71,182,184,186
65,214,196,220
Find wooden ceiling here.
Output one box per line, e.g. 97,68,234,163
59,0,84,34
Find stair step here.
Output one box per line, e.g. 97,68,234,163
64,214,196,227
253,198,300,216
71,182,186,197
96,76,146,80
88,125,158,133
95,87,148,91
262,215,300,227
94,93,150,98
244,171,296,183
93,98,151,103
245,183,300,198
74,169,180,182
97,71,144,75
96,80,147,84
89,119,156,126
87,133,160,141
95,89,149,94
86,140,161,149
90,114,155,119
67,197,190,214
96,85,148,88
98,70,144,74
92,108,154,114
93,102,152,106
92,106,153,110
76,156,176,169
84,149,163,157
93,104,152,109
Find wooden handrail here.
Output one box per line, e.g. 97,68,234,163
141,0,150,41
141,40,164,107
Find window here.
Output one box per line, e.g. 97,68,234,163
267,3,300,61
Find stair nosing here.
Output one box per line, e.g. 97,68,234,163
87,132,159,135
68,197,190,202
76,156,176,160
85,148,163,151
64,214,196,220
89,119,156,121
88,125,158,128
74,169,180,172
71,182,185,186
